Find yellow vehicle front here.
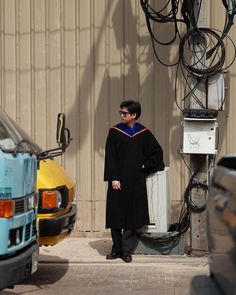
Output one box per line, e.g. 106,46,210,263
9,117,77,246
37,159,77,246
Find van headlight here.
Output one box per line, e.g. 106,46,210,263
0,200,14,218
38,187,68,213
27,193,38,210
42,190,62,209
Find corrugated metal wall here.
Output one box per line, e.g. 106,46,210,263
0,0,235,233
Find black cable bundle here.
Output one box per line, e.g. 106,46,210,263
137,202,190,244
179,28,226,77
140,0,184,66
179,0,236,77
140,0,236,110
181,0,202,30
184,178,208,212
140,0,180,24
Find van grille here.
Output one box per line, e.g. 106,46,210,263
15,199,25,214
32,220,37,237
14,193,36,215
8,220,37,248
9,227,23,247
25,223,31,241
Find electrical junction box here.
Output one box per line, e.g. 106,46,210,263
140,167,171,233
189,72,225,110
182,118,217,154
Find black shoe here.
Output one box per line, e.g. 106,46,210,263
106,251,121,260
121,253,132,263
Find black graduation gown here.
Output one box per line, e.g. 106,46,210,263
104,122,165,230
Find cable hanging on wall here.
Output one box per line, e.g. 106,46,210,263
139,1,236,249
140,0,236,111
179,28,226,77
140,0,185,67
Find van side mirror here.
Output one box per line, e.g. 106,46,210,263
37,113,72,161
57,113,66,145
56,113,71,148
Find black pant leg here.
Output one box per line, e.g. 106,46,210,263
111,228,122,253
122,229,136,254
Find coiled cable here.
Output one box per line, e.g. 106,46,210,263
179,28,226,77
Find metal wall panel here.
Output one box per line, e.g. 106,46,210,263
0,0,235,233
211,1,236,157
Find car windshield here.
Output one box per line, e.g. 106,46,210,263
0,109,42,154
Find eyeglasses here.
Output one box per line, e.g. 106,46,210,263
119,110,130,117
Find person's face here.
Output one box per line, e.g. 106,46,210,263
119,107,136,125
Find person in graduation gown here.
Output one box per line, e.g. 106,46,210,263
104,100,165,263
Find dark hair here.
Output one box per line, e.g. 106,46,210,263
120,100,141,119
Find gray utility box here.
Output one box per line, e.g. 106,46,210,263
134,168,185,255
141,167,171,233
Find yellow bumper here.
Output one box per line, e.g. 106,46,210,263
37,159,77,246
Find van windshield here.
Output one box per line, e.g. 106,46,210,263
0,109,42,154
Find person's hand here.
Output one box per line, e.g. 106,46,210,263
112,180,121,190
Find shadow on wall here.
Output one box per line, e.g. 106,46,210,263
66,0,177,161
94,0,179,164
66,0,187,231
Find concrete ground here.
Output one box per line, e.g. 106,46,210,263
1,237,222,295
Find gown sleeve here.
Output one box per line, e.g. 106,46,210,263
104,128,120,181
142,130,165,175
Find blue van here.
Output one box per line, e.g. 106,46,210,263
0,109,70,290
0,109,38,290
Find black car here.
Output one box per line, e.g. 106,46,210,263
207,155,236,294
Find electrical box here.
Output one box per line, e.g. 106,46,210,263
182,118,217,154
141,167,171,233
189,73,225,110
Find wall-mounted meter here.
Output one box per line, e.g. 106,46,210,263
182,118,217,154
